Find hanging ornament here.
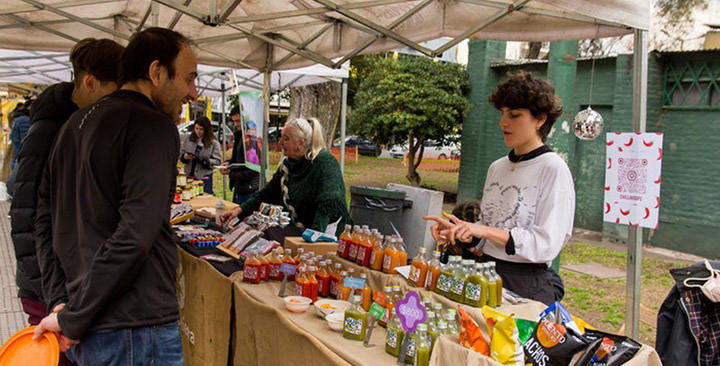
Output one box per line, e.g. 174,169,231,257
573,39,604,140
573,106,604,140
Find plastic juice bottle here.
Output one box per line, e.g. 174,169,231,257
435,257,455,298
337,224,352,259
425,250,442,291
330,263,342,299
425,311,438,349
391,285,403,304
295,254,308,280
317,261,331,297
385,308,405,357
477,263,490,307
464,263,485,307
243,250,262,284
382,238,399,274
306,266,319,302
404,329,417,364
445,310,459,337
257,251,269,282
378,286,394,327
489,261,503,306
369,232,385,271
294,266,309,296
338,271,352,301
432,302,444,320
268,248,283,281
451,259,472,303
343,295,368,341
436,321,449,337
360,273,372,311
408,247,429,287
414,323,431,366
282,248,295,281
395,237,408,269
347,225,361,262
355,227,370,266
486,263,499,308
294,247,305,265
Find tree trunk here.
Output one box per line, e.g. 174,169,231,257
405,133,422,186
289,81,341,147
525,42,542,59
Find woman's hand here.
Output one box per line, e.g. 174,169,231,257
424,212,485,243
183,152,195,161
219,162,230,175
220,207,242,224
423,214,455,243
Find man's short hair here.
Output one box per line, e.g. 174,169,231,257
119,27,190,86
70,38,124,86
230,105,240,116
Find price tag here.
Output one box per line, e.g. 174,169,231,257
280,263,296,275
343,276,365,290
373,290,386,305
369,302,387,320
395,290,427,333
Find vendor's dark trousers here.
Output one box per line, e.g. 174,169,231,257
66,321,183,366
20,297,75,366
233,190,256,205
202,175,213,195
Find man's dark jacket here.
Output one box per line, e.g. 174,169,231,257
228,130,259,194
35,90,180,340
10,82,77,301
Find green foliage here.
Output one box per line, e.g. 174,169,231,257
653,0,708,50
351,56,470,146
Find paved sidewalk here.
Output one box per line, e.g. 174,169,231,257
0,200,29,344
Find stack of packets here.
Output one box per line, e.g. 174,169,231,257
216,202,286,260
458,302,641,366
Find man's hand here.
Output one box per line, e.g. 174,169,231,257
219,161,230,175
32,305,80,352
220,207,242,224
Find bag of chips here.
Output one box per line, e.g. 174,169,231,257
481,306,525,366
515,318,537,344
458,306,490,356
523,315,590,366
573,329,641,366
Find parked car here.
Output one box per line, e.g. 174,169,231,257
389,138,461,159
333,136,382,157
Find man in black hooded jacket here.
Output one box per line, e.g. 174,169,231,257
9,38,123,342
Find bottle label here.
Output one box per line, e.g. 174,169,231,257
260,265,267,280
294,283,302,296
451,278,465,296
369,250,377,265
348,244,358,259
244,266,258,280
330,280,338,298
406,338,416,357
344,317,363,335
425,271,434,288
318,279,324,294
380,307,390,323
409,266,420,283
383,255,392,270
437,274,451,292
269,264,280,279
357,247,366,262
337,239,346,254
386,329,399,348
465,282,481,302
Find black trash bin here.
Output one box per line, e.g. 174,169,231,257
349,185,412,235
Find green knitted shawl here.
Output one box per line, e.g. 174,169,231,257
239,149,350,236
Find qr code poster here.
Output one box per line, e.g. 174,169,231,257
604,133,664,229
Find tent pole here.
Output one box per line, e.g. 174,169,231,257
339,78,348,175
625,28,647,341
151,2,159,27
221,82,228,200
260,44,273,190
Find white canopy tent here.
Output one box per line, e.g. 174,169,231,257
0,0,651,339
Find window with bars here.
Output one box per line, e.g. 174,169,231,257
662,59,720,109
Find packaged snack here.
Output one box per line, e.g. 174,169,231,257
457,307,490,356
537,302,582,334
571,315,596,334
481,306,524,366
515,318,537,344
523,316,589,366
574,329,641,366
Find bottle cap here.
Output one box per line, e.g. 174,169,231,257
427,311,435,318
353,295,362,302
437,321,448,329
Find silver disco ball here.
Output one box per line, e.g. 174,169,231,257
572,106,604,140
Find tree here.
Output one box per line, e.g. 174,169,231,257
350,56,471,186
653,0,709,50
288,81,341,147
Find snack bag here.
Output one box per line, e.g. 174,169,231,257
573,329,641,366
523,316,589,366
537,301,582,334
571,315,596,334
458,306,490,356
481,306,525,366
515,318,536,344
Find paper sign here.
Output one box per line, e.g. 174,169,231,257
395,291,426,333
369,302,387,320
394,265,411,280
604,133,664,229
373,290,387,305
280,263,296,275
343,277,366,290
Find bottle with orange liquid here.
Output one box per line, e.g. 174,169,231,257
268,247,283,281
294,248,305,264
378,285,395,327
329,262,342,299
243,250,262,284
306,265,319,302
369,232,385,271
356,227,373,267
281,248,296,281
294,266,309,297
317,260,331,297
382,237,399,274
258,251,269,282
359,273,372,311
337,224,352,259
395,237,408,269
295,254,308,279
337,270,352,301
347,225,361,262
408,247,428,287
425,250,442,291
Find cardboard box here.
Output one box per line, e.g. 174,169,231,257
283,236,338,257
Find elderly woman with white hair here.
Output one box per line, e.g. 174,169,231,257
220,117,350,236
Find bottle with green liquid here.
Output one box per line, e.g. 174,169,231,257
343,295,368,341
425,311,438,349
484,263,498,308
414,323,431,366
434,257,455,298
405,329,417,364
449,259,471,303
488,261,503,306
464,262,485,307
385,308,405,356
478,263,490,307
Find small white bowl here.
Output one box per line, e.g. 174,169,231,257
325,312,345,332
283,296,312,313
313,299,351,318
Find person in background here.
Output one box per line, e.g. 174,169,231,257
10,39,123,366
180,116,221,195
425,71,574,305
438,200,484,263
9,101,30,169
220,105,259,204
220,117,350,237
32,27,197,365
